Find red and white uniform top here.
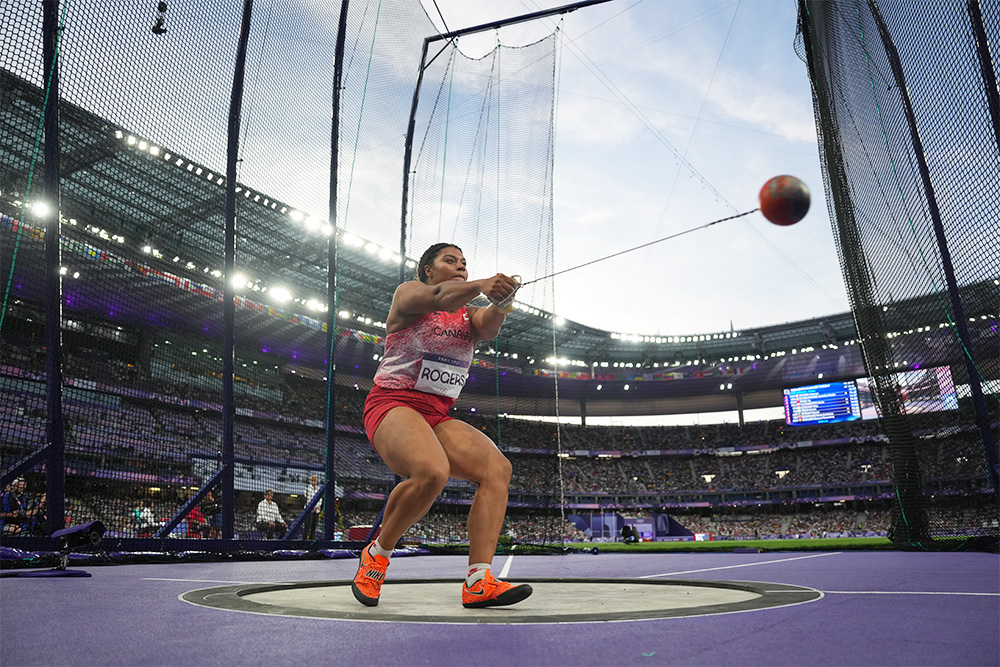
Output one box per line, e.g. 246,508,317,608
373,307,475,400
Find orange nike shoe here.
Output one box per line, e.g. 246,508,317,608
462,570,533,608
352,542,389,606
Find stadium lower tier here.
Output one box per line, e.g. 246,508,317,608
2,385,989,501
2,352,996,544
8,483,995,544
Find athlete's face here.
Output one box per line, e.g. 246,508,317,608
427,247,467,284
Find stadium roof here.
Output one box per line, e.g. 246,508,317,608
2,70,995,415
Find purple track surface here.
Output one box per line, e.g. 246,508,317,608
2,550,997,666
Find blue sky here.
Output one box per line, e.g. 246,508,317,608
420,0,850,337
3,0,848,340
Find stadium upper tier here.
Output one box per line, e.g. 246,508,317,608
3,69,997,416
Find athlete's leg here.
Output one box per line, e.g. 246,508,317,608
371,406,450,548
433,419,512,565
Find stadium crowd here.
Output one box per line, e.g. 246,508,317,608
2,335,994,545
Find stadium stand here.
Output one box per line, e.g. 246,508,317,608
3,320,994,545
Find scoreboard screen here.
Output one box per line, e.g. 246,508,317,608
783,380,862,426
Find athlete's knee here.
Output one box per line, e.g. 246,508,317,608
409,463,449,494
486,451,512,484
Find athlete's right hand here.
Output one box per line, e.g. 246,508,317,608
481,273,519,304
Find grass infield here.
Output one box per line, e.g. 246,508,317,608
564,536,893,553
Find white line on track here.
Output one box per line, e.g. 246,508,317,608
498,553,514,579
640,551,843,578
144,577,272,584
822,590,1000,596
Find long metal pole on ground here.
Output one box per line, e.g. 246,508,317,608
325,0,350,542
42,0,65,537
222,0,254,541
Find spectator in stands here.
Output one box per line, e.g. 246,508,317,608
25,492,47,537
353,243,530,610
0,477,34,536
201,490,221,538
255,489,285,539
186,500,209,539
134,499,157,537
303,475,321,540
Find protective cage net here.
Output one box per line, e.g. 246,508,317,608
396,29,565,555
329,4,566,555
798,0,1000,548
1,0,566,557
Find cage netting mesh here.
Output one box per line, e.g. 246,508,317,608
335,7,565,554
6,0,996,562
2,1,242,545
1,0,566,557
797,0,999,549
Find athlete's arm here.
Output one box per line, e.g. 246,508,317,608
387,274,517,333
469,304,510,341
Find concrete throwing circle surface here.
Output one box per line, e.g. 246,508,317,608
181,578,821,624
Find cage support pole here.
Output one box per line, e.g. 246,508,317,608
868,0,999,507
798,0,929,545
325,0,350,542
222,0,254,540
390,0,614,549
397,0,614,276
967,0,1000,154
42,0,66,536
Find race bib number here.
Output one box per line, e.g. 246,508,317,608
414,353,468,399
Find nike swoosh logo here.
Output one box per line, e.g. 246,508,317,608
466,587,486,596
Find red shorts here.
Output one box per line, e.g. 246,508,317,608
363,384,455,447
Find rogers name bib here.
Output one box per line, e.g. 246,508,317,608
413,353,468,399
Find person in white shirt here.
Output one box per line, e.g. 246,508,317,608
255,489,285,539
134,499,157,537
